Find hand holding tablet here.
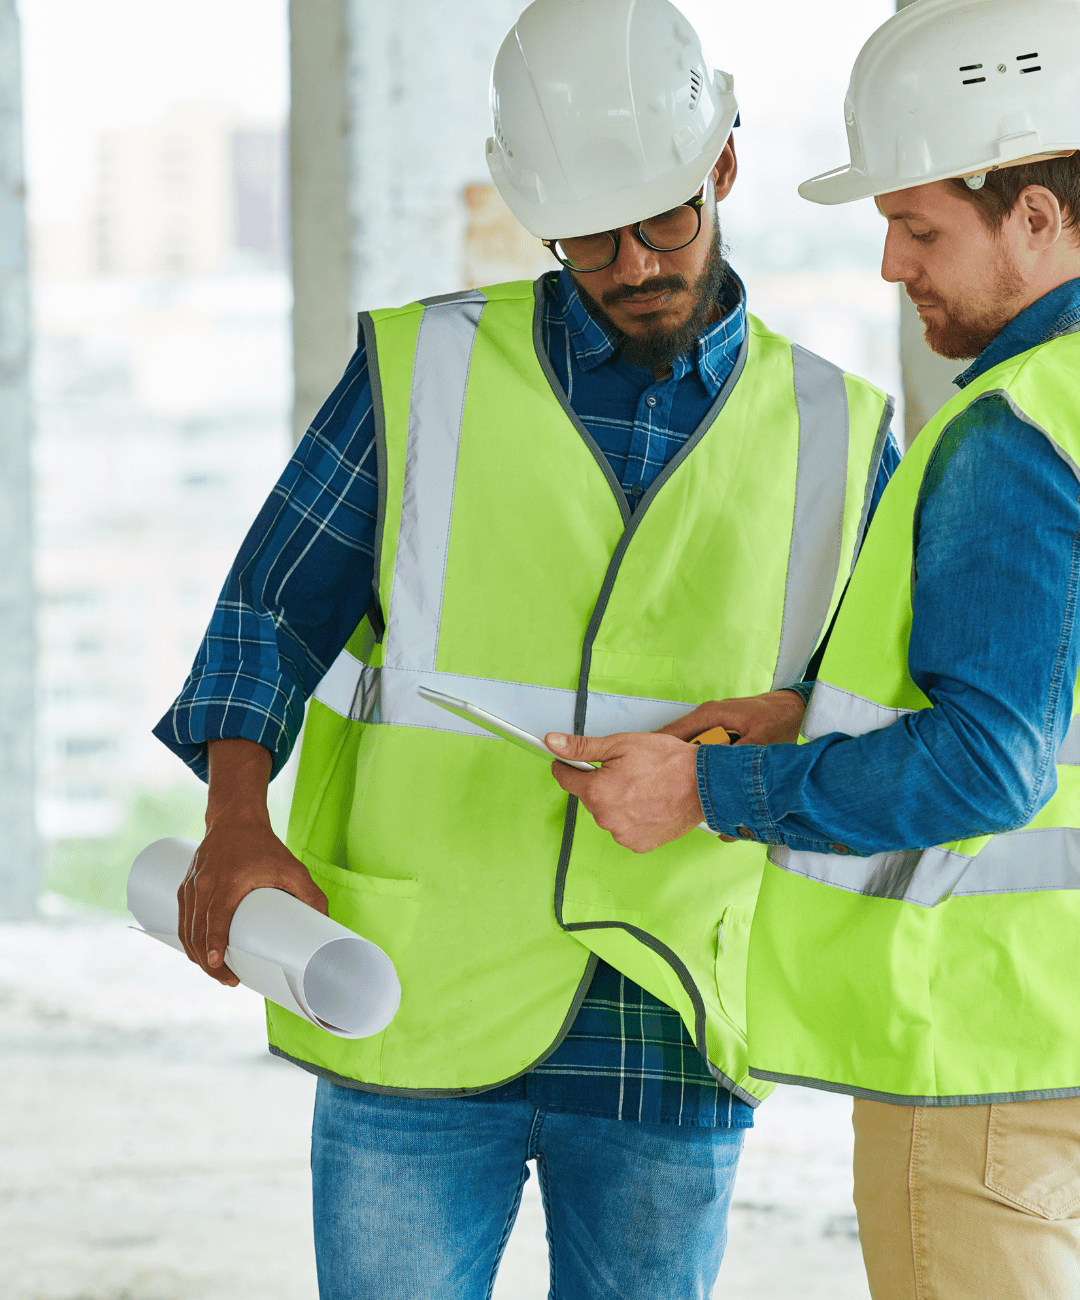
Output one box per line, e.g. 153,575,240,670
417,687,722,836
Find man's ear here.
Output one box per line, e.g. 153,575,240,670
713,135,737,203
1017,185,1064,249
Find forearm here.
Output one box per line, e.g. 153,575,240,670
697,700,1061,852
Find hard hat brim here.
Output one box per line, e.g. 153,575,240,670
800,147,1080,206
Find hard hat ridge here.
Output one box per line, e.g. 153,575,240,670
800,0,1080,205
486,0,739,238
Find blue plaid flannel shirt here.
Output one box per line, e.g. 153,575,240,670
156,267,897,1125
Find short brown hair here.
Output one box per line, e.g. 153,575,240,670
948,152,1080,239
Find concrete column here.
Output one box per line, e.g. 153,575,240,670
289,0,353,445
344,0,526,311
895,0,958,447
0,0,39,918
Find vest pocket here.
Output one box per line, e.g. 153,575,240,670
300,851,419,965
984,1099,1080,1219
714,904,752,1035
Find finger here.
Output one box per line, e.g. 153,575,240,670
657,705,716,740
545,731,621,764
178,871,198,963
203,891,235,975
550,760,591,797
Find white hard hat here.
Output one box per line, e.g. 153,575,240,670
801,0,1080,206
486,0,739,239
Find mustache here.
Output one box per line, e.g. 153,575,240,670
602,276,688,308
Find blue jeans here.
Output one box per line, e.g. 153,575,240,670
311,1078,745,1299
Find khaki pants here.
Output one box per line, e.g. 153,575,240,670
852,1096,1080,1299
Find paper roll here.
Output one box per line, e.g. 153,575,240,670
127,837,400,1039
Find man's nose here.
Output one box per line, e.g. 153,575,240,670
610,229,662,286
880,227,914,286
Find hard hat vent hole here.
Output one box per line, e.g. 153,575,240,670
689,67,703,109
960,63,986,85
1017,52,1042,73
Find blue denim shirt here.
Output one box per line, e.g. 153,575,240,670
698,278,1080,853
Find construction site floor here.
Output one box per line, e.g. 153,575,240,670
1,910,870,1300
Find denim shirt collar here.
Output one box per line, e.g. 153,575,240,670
956,277,1080,389
548,265,748,399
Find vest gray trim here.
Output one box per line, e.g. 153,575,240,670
747,1066,1080,1107
269,950,601,1098
382,290,488,673
359,311,389,623
971,386,1080,488
530,277,630,524
772,347,851,689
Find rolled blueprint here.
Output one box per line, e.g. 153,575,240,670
128,837,400,1039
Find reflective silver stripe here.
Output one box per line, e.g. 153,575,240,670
383,290,487,673
802,680,916,741
948,826,1080,897
312,653,694,740
771,347,851,689
1058,714,1080,766
768,843,971,908
772,825,1080,906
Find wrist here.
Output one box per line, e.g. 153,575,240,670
205,738,274,830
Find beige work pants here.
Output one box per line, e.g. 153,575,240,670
852,1095,1080,1299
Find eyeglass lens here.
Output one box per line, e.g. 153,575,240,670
552,202,702,272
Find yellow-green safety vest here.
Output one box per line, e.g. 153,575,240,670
270,278,892,1101
747,328,1080,1105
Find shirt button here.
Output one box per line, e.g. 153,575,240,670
631,484,644,498
645,394,658,407
831,843,850,855
737,825,755,841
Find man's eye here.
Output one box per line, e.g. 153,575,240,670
911,230,935,244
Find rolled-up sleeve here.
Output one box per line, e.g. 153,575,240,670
153,344,380,781
697,398,1080,853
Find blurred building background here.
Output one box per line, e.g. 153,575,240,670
11,0,922,918
2,1,960,1297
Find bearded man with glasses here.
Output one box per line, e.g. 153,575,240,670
155,1,898,1296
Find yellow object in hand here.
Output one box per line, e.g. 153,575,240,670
692,726,735,745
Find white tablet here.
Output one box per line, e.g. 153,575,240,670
417,687,596,771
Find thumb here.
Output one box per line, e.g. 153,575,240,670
545,731,620,765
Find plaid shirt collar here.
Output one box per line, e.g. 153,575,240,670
549,265,748,398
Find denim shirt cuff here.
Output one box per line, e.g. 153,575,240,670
695,743,782,844
783,680,815,707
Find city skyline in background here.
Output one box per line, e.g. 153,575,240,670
17,0,898,907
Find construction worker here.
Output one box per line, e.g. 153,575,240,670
155,0,897,1295
551,0,1080,1295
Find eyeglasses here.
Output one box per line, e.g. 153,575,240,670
543,190,706,273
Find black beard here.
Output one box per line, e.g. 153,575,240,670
575,221,730,371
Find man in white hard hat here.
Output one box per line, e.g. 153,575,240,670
550,0,1080,1295
154,0,897,1295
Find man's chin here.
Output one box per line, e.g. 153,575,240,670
922,315,997,362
